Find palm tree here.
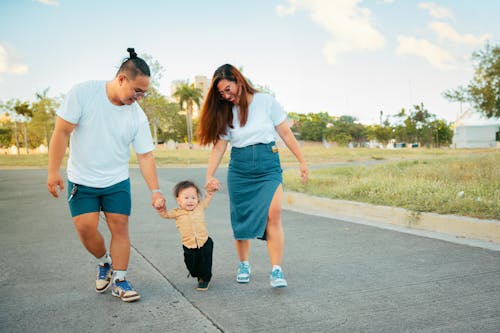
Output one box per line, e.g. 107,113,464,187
172,82,203,149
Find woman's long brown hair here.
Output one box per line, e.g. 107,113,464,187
198,64,257,146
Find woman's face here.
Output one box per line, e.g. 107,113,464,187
217,79,240,105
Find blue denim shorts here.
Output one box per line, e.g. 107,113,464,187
67,178,131,217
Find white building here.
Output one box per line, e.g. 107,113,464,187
452,110,500,148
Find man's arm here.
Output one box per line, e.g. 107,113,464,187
136,151,166,210
47,117,75,198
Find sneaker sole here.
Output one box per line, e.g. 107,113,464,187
236,276,250,283
196,280,211,291
270,280,288,288
112,291,141,302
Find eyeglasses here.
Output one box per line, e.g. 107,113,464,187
124,76,149,99
133,90,149,99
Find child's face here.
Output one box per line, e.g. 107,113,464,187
176,186,199,211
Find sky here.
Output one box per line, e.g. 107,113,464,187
1,0,499,124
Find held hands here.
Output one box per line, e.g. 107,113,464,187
152,192,166,212
205,177,220,194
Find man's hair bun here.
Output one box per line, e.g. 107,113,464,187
127,48,137,59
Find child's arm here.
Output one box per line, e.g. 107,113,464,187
154,199,177,219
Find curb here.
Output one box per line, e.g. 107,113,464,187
283,191,500,248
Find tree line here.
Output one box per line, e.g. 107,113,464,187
1,43,497,152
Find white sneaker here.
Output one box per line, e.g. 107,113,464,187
236,262,251,283
270,267,287,288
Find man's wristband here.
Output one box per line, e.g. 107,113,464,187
151,189,162,194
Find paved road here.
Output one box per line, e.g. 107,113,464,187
1,168,499,332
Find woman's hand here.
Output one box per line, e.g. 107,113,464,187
205,177,220,192
300,162,309,184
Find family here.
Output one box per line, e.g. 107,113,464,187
46,48,308,302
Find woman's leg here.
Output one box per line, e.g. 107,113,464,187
265,184,284,266
235,239,251,261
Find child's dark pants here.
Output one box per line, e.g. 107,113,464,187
183,237,213,282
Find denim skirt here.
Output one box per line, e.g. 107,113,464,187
227,142,282,240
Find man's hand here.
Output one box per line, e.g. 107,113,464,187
152,193,166,212
47,171,64,198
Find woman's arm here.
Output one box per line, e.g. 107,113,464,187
275,121,308,184
205,139,228,190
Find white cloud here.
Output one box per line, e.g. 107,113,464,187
277,0,386,64
429,22,492,46
418,2,453,19
395,36,456,70
382,0,395,3
0,45,29,76
33,0,59,6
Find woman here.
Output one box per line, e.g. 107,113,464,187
198,64,308,288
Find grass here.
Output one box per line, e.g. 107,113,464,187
283,152,500,220
1,145,498,220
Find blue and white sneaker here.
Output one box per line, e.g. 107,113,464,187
111,278,141,302
270,266,288,288
95,263,112,293
236,262,251,283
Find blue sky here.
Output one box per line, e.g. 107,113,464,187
1,0,499,124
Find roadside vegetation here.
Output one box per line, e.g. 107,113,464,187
1,146,498,220
283,150,500,220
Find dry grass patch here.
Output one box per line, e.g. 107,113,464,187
284,152,500,220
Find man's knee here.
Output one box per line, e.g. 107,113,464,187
73,213,99,238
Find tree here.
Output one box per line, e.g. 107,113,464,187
367,124,392,146
442,86,467,116
468,43,500,118
139,87,167,145
444,43,500,118
172,81,203,148
30,89,58,148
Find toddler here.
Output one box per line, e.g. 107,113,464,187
155,180,217,290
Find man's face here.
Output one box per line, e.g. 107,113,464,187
119,74,150,105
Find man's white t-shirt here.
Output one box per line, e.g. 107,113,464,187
221,93,287,147
57,80,154,188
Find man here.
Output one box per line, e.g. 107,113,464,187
47,48,165,302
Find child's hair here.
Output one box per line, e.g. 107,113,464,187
173,180,202,200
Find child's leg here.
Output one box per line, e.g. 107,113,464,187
183,246,199,278
199,237,214,282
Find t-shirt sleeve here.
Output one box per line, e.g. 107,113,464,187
219,129,230,141
56,84,83,124
132,105,155,154
269,95,287,126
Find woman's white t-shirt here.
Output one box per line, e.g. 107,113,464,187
57,80,154,188
221,93,287,148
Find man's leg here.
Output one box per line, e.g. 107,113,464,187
104,213,129,272
105,212,140,302
72,212,112,292
73,212,105,259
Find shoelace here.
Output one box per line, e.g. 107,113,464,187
98,264,110,279
116,280,133,291
272,269,283,279
239,264,249,275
